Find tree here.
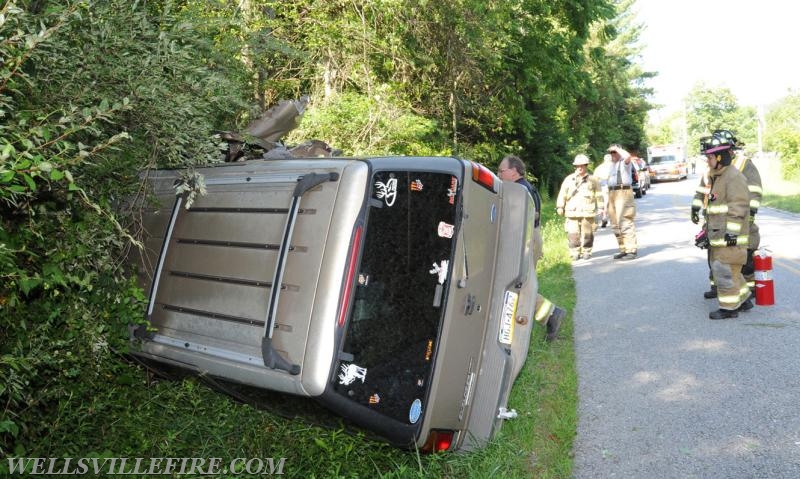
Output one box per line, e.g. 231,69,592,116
764,92,800,178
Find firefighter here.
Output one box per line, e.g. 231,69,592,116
605,144,638,260
697,133,752,319
691,129,762,299
498,155,565,341
556,154,603,260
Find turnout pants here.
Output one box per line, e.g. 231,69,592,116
608,189,637,253
707,221,759,290
565,217,595,257
710,246,748,310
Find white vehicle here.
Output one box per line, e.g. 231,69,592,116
647,144,688,181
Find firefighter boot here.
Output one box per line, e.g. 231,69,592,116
545,307,565,342
738,299,754,312
703,285,717,299
709,308,738,320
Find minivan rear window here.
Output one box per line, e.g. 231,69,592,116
333,170,459,425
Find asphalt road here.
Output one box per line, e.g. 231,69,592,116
571,176,800,478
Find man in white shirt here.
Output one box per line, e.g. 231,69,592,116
605,144,638,260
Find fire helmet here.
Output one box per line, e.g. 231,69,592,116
573,154,590,166
712,129,743,148
700,133,734,167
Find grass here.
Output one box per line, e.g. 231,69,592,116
762,193,800,213
759,169,800,213
10,201,578,479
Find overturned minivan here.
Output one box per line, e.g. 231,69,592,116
130,156,538,452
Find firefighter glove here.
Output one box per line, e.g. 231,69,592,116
690,207,700,224
694,230,709,249
724,233,737,246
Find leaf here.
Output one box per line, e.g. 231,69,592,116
43,263,66,286
0,420,19,437
22,174,36,191
19,277,42,295
50,169,64,181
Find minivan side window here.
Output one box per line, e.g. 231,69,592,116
333,171,459,425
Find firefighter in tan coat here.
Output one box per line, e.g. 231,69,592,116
556,154,603,260
696,133,752,319
691,129,762,299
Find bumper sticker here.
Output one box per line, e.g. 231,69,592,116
429,260,449,284
338,363,367,386
374,177,398,207
410,179,424,191
437,221,454,238
409,399,422,424
448,176,458,204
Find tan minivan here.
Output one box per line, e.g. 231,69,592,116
130,156,538,451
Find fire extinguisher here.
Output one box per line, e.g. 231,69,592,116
753,248,774,306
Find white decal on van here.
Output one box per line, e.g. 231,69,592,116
374,178,398,207
338,363,368,385
410,179,423,191
429,260,449,284
437,221,454,238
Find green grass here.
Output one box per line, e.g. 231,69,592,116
762,193,800,213
10,201,578,479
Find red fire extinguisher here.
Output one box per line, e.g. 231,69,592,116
753,248,774,306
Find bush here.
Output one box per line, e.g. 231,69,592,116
0,0,252,456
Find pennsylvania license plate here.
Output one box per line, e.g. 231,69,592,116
498,291,519,345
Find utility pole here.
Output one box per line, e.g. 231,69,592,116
757,104,765,154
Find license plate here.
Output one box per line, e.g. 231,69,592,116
498,291,518,345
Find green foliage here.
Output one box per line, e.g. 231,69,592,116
682,83,757,155
287,90,447,156
1,0,251,457
764,92,800,178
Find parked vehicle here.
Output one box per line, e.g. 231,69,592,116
129,156,538,452
647,144,688,182
631,156,650,198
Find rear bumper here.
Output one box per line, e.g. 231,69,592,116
459,184,537,451
653,173,682,181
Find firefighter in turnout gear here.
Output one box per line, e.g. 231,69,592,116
697,133,752,319
498,155,565,340
556,154,603,260
691,130,762,299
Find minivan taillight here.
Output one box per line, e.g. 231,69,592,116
337,224,363,327
422,429,455,453
471,162,498,193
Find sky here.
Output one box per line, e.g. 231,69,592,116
634,0,800,116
